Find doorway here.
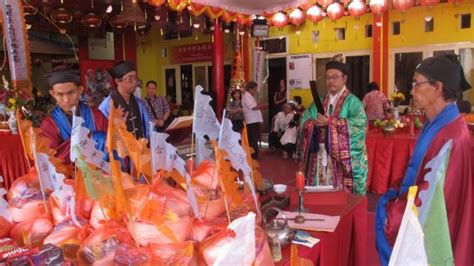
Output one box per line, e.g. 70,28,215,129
394,52,423,105
346,55,370,100
180,64,193,113
268,57,287,122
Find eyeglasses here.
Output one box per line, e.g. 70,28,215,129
123,76,138,83
411,80,433,88
325,75,343,81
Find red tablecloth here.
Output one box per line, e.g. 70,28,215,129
366,128,474,194
278,191,368,266
366,130,418,194
0,131,29,189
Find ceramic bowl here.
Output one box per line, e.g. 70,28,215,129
273,184,287,194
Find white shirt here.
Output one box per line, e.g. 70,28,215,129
242,91,263,124
273,111,294,132
327,86,346,116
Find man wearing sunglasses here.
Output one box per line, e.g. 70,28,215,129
99,61,150,139
376,54,473,266
299,58,368,196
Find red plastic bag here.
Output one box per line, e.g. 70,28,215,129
10,218,53,248
190,217,228,242
78,222,134,265
0,216,13,238
198,228,236,265
150,241,195,265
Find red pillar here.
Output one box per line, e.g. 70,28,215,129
212,20,225,120
372,13,389,96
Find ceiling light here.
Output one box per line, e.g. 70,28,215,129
106,5,113,13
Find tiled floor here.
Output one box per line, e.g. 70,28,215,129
258,147,381,266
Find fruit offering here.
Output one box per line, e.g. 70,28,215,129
414,117,423,129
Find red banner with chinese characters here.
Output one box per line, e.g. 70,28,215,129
170,43,213,64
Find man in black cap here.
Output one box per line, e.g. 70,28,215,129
99,61,151,139
299,58,368,195
40,65,108,165
376,54,473,266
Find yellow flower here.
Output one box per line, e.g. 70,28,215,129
8,98,16,105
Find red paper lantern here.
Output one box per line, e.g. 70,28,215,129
419,0,440,7
289,8,306,25
51,7,73,24
393,0,414,12
81,12,102,28
109,15,128,29
299,2,313,11
317,0,334,8
369,0,388,15
348,0,368,17
306,5,325,23
147,0,166,7
271,11,288,29
326,3,344,21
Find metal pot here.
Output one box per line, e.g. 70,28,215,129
263,207,294,247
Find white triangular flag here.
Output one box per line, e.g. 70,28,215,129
214,212,256,266
218,117,258,209
192,85,221,140
150,128,200,218
389,186,428,266
35,152,80,226
192,86,220,163
71,112,110,173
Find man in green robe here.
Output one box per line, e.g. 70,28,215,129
299,60,368,195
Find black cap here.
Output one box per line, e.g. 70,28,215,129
415,54,471,98
108,61,135,79
44,67,81,88
326,61,348,75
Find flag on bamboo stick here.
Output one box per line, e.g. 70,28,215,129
34,149,80,226
218,117,257,208
116,122,152,181
388,186,427,265
74,146,114,203
71,110,109,173
106,102,133,217
149,128,200,218
192,85,220,164
213,143,242,207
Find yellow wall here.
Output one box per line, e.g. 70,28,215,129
137,2,474,103
266,2,474,106
136,26,234,96
389,2,474,48
268,13,374,107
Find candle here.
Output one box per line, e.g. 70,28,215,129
296,171,305,191
409,117,415,137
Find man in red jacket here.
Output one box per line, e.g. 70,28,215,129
40,66,108,165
